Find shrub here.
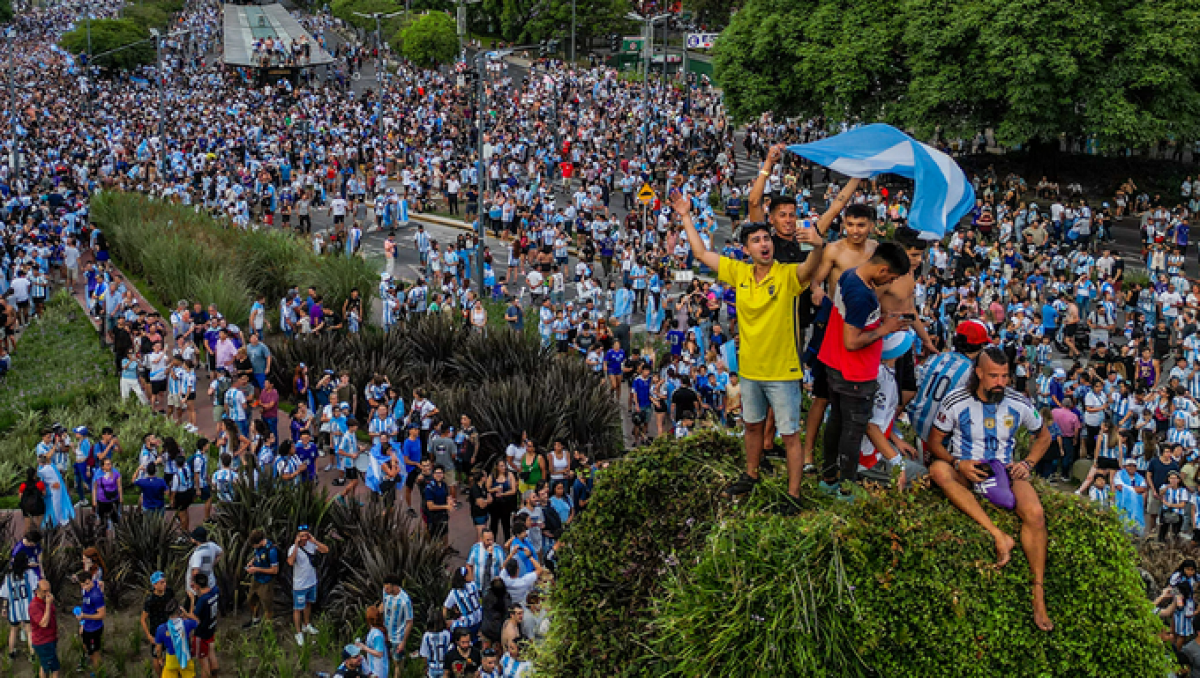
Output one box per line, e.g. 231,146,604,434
0,291,115,435
267,316,624,457
537,431,1175,678
90,192,376,327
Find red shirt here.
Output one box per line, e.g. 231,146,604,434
28,596,56,646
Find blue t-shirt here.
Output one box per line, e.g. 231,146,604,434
251,542,280,584
666,330,685,355
631,376,652,408
1041,303,1058,329
604,349,626,375
154,618,199,656
81,586,105,632
401,438,422,473
135,476,170,510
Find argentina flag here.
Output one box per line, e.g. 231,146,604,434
788,123,974,239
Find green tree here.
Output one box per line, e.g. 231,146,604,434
121,3,171,31
478,0,629,46
0,0,13,24
683,0,735,29
59,19,155,70
394,11,458,67
714,0,1200,153
331,0,405,35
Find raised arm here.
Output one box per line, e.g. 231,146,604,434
815,177,861,236
809,245,838,307
747,144,784,222
672,192,720,273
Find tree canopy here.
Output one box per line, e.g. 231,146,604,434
713,0,1200,152
395,11,458,67
476,0,630,48
59,18,155,70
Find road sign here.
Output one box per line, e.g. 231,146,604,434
622,37,645,54
686,32,718,49
637,183,656,205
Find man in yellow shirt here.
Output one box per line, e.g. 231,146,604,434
672,191,823,515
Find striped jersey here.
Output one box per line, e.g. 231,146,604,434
1167,427,1196,451
191,453,210,489
1095,434,1121,461
909,352,975,441
419,629,451,677
500,655,530,678
933,387,1043,464
382,589,413,645
467,543,505,588
212,468,236,501
443,581,483,628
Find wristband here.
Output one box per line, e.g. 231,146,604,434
953,459,962,471
759,169,770,177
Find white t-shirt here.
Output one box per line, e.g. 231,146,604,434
859,366,899,471
289,541,318,590
187,542,224,591
500,570,538,606
1083,391,1105,427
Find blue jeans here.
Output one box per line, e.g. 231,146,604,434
264,416,279,443
235,418,250,438
73,462,92,502
1057,436,1077,478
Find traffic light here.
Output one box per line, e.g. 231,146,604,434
608,34,620,52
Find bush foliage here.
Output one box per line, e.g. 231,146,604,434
90,192,377,328
537,430,1174,677
268,314,624,460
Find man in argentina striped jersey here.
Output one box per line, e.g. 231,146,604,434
927,346,1055,632
908,320,990,456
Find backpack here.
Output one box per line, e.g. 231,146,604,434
20,483,45,517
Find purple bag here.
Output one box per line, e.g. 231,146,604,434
972,459,1016,510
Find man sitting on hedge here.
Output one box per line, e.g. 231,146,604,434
926,347,1055,632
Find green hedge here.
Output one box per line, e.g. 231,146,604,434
537,430,1174,677
90,192,377,328
0,292,114,435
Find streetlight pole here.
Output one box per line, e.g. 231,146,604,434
152,29,166,181
570,0,575,64
475,53,486,295
7,29,17,179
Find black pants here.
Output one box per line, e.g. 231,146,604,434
448,193,459,214
821,367,877,484
489,503,515,542
298,214,312,233
429,515,449,539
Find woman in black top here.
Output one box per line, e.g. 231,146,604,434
468,470,493,542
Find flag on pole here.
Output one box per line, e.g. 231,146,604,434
788,123,974,239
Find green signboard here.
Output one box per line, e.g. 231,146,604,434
622,37,645,53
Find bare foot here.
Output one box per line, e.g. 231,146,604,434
1032,582,1054,632
993,532,1015,568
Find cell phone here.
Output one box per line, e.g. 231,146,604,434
901,313,917,321
980,464,995,479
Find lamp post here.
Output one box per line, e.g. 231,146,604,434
6,28,17,178
570,0,575,63
149,27,195,183
353,11,403,180
626,12,671,160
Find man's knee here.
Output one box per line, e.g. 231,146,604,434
1016,490,1047,529
929,459,956,486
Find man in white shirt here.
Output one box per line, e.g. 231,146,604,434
186,526,224,593
287,526,330,646
328,196,348,225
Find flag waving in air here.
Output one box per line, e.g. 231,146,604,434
788,123,974,239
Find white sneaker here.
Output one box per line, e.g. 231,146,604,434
303,624,319,635
323,463,334,472
295,632,305,646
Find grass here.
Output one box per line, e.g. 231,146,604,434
0,291,115,434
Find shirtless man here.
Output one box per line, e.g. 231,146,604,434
1061,298,1081,358
879,226,941,407
803,181,874,469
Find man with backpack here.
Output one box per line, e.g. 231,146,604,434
71,427,95,509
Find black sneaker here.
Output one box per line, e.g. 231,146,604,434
721,472,760,499
802,463,818,475
759,456,776,474
775,494,804,516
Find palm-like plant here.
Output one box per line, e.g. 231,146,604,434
110,510,188,607
324,497,454,635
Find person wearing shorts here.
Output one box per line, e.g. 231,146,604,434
288,526,329,646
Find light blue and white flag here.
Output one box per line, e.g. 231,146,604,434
788,123,974,239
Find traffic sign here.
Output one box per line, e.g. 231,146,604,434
637,183,656,205
686,32,718,49
622,37,645,54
